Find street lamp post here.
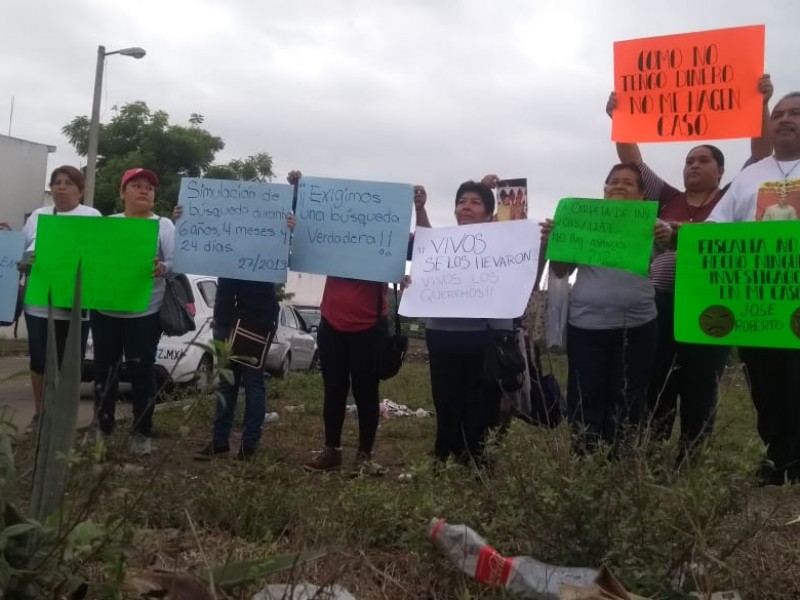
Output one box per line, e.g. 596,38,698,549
83,45,146,207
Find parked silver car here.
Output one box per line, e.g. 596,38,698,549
266,304,319,377
293,306,321,340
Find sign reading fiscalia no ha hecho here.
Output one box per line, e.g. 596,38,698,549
290,176,414,283
399,220,540,319
675,221,800,348
173,178,294,282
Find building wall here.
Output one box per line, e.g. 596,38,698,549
0,135,55,230
285,271,326,307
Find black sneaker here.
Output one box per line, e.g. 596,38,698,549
194,441,230,461
235,445,256,462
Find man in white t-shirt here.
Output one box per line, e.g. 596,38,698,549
707,92,800,485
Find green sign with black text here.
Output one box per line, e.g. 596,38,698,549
545,198,658,276
675,221,800,348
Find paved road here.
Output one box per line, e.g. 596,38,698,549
0,356,96,435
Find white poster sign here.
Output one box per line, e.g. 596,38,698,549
399,219,540,319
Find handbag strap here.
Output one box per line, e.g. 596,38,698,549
392,284,401,336
375,283,401,336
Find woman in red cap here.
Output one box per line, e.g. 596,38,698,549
91,168,174,456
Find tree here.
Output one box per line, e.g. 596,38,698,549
62,102,274,215
205,153,275,182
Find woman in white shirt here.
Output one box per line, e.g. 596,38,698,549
21,166,101,426
92,168,174,456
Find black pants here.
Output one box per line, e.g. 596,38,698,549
317,318,382,453
648,291,729,451
92,311,161,437
426,329,501,462
739,347,800,480
25,313,91,374
566,320,657,450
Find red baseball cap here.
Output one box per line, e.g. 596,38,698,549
120,168,159,188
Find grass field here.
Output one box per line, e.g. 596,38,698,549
10,355,800,599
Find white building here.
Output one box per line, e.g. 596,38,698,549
0,134,56,230
285,271,326,307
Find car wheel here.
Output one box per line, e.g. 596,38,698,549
193,353,215,394
276,352,291,379
309,351,319,372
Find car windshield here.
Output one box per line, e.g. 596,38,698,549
296,308,321,328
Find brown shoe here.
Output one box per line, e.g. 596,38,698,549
351,450,385,477
304,447,342,471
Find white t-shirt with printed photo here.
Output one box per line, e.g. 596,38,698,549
708,156,800,223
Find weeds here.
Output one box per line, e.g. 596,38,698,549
9,359,800,599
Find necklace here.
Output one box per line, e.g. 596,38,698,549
774,157,800,199
684,188,719,222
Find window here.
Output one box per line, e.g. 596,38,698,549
280,307,287,327
284,308,300,329
196,280,217,308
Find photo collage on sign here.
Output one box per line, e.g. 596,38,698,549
496,178,527,221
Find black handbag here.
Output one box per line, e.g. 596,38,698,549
375,284,407,380
525,342,565,428
482,326,526,392
160,274,197,337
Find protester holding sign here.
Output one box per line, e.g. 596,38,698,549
20,166,101,429
706,92,800,485
404,181,513,463
92,168,174,457
541,165,668,452
293,170,424,475
606,77,774,458
171,203,297,462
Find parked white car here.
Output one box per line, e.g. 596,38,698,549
83,275,318,390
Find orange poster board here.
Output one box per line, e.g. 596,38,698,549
612,25,765,143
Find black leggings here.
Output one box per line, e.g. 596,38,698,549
317,318,383,453
426,328,501,462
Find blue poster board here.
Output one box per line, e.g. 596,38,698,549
0,232,25,322
173,178,294,282
291,176,413,282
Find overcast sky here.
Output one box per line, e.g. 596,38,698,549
2,0,798,225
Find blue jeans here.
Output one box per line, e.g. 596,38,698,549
212,329,267,450
210,278,277,450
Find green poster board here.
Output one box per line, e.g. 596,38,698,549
25,215,159,312
545,198,658,276
675,221,800,348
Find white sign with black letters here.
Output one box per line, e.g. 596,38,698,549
399,219,540,319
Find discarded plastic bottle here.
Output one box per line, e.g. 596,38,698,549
429,518,598,599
